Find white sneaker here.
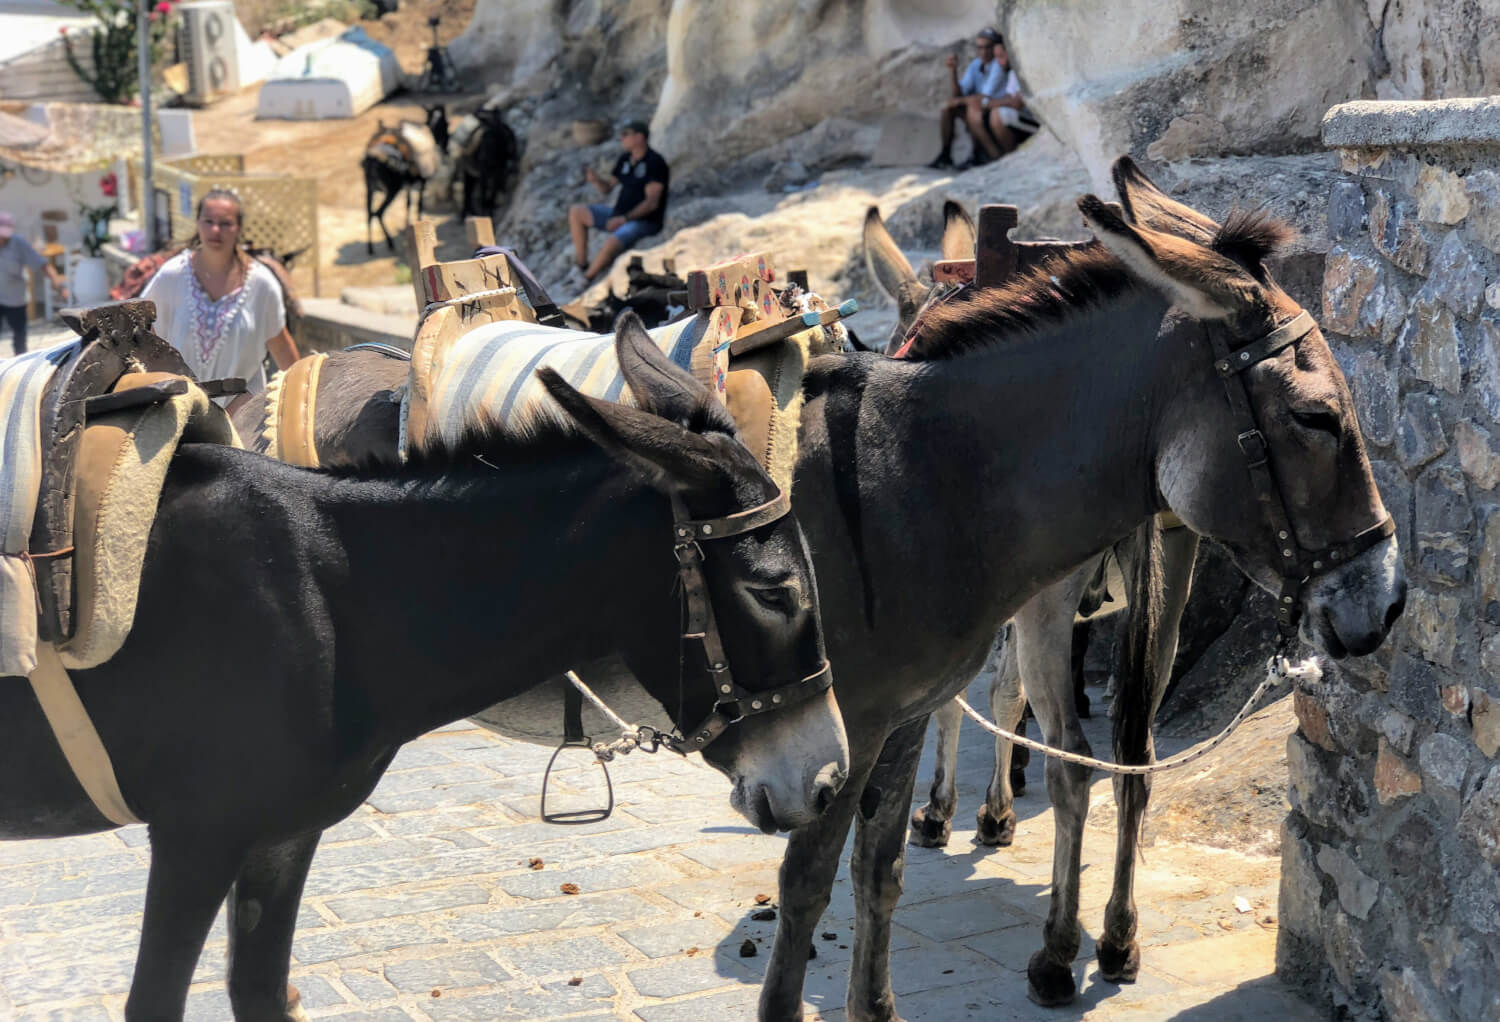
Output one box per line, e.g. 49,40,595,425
562,266,591,294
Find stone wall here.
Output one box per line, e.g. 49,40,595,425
1279,96,1500,1020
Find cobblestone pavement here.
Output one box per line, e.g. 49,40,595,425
0,665,1320,1022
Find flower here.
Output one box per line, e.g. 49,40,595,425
99,172,118,198
154,1,171,10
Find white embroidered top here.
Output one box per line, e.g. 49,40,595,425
141,251,286,397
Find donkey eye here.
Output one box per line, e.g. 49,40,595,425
1290,409,1341,435
750,586,797,615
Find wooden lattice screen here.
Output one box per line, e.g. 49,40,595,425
131,154,320,296
167,153,245,176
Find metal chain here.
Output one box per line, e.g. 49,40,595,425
563,670,672,762
954,653,1321,776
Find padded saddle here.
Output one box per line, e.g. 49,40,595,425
30,302,240,645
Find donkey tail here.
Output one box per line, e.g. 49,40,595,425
1114,514,1164,859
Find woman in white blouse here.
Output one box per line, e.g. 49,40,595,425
142,189,300,410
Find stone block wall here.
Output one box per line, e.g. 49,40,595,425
1277,97,1500,1020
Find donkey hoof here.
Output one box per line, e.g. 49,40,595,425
286,983,310,1022
1026,949,1077,1006
909,804,953,847
1097,939,1141,982
975,805,1016,847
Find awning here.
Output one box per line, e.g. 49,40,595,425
0,102,151,174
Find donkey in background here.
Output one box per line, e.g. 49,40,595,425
362,107,446,255
863,200,1201,849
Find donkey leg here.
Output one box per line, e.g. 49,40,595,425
847,715,928,1022
1098,526,1198,982
1013,574,1094,1007
978,626,1027,846
227,830,322,1022
126,830,246,1022
760,756,870,1022
909,699,961,847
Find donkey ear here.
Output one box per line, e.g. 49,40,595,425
863,206,918,299
1079,194,1267,321
613,310,738,436
536,367,722,491
1111,156,1219,246
939,200,977,260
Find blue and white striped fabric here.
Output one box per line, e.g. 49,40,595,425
413,316,711,452
0,339,79,678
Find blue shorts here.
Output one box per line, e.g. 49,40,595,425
589,204,661,249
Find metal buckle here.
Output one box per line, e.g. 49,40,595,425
1237,429,1269,468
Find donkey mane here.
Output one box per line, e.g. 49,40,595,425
1212,209,1294,279
903,244,1139,362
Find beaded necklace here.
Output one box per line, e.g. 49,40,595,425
186,252,253,368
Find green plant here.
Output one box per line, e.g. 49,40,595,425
60,0,179,104
393,263,412,285
76,199,119,257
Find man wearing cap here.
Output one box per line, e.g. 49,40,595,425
930,28,1008,170
565,120,670,293
0,212,68,357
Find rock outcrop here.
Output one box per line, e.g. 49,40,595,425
1004,0,1380,189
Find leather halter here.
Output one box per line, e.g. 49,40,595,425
660,487,834,752
1208,309,1396,638
891,281,971,359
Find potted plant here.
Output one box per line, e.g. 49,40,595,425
71,174,119,305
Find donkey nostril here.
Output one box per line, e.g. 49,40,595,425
814,781,838,816
1385,591,1407,633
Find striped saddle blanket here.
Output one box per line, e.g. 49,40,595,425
0,341,79,678
401,307,740,455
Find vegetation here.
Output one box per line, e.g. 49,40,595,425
60,0,179,104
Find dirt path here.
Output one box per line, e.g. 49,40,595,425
189,2,480,298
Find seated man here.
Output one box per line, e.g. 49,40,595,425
930,28,1006,170
985,40,1042,158
565,120,670,293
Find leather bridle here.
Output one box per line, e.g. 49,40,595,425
1208,309,1396,639
656,487,834,753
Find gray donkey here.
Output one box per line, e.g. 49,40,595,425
862,201,1200,851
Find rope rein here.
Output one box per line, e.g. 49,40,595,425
953,653,1321,776
562,670,672,762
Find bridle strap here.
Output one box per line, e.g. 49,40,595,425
1213,310,1315,378
664,487,831,753
675,488,792,542
891,281,970,359
1207,310,1393,637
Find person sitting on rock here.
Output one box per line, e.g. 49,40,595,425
984,42,1042,159
929,28,1007,170
565,120,670,293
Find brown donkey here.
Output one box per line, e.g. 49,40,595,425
861,199,1201,853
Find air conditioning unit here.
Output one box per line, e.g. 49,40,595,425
178,1,240,107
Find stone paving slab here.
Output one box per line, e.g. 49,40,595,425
0,669,1322,1021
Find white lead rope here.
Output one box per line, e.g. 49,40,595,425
421,286,518,320
954,654,1322,776
563,670,663,762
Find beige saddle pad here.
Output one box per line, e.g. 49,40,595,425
58,372,240,670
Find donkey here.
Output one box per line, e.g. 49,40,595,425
362,118,442,255
6,322,847,1021
754,160,1402,1019
233,160,1406,1017
862,200,1201,848
453,107,520,217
